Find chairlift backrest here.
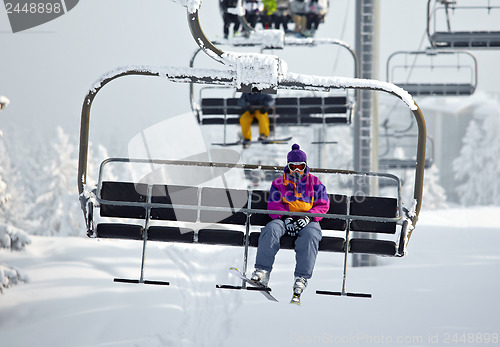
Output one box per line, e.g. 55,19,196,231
150,185,198,222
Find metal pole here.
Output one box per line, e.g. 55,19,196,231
353,0,379,267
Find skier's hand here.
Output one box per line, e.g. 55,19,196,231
282,216,293,226
285,219,300,236
296,216,310,229
248,105,259,113
286,223,300,237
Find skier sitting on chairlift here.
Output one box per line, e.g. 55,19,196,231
251,144,330,301
238,92,274,148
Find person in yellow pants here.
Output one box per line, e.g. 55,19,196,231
238,92,274,149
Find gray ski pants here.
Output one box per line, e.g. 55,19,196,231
254,218,322,279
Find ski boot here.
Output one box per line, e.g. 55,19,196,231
250,268,270,287
290,276,308,305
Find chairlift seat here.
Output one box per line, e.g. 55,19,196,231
147,226,195,243
397,83,475,96
379,158,433,169
96,223,144,240
349,238,397,256
198,229,245,246
431,31,500,48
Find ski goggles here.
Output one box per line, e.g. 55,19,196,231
288,162,306,172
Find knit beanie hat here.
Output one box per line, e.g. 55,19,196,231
287,144,307,163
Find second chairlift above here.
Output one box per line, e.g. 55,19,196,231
427,0,500,49
190,35,358,146
386,48,478,97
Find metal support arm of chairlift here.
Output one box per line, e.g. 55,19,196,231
78,7,426,233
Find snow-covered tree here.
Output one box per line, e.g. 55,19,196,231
454,100,500,206
0,169,9,207
0,101,31,293
393,163,448,212
28,127,82,236
0,131,31,250
421,165,448,210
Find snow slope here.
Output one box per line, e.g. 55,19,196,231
1,207,499,347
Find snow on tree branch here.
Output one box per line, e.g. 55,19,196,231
0,223,31,251
453,99,500,206
0,264,29,293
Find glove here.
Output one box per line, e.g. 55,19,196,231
259,106,268,113
248,105,258,113
282,216,293,225
282,216,299,236
295,216,311,229
286,222,300,237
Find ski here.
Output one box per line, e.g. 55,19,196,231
229,267,278,302
259,136,292,144
290,293,301,306
213,136,292,146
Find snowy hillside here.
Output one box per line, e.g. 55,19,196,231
1,207,499,347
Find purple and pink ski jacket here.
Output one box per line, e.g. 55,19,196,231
267,172,330,222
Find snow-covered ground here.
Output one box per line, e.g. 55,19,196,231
1,207,499,347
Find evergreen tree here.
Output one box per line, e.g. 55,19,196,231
0,105,30,292
28,127,82,236
0,131,31,250
454,101,500,206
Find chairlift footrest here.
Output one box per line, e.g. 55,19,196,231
316,290,372,298
114,278,170,286
216,284,271,292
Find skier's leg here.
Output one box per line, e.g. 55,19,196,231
294,221,322,279
239,111,254,141
254,219,286,272
223,14,230,38
255,110,270,138
232,15,240,34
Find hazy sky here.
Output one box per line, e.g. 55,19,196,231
1,0,499,147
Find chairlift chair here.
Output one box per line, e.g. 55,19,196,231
427,0,500,49
219,0,330,43
77,1,427,299
189,38,358,146
386,49,478,96
379,133,435,170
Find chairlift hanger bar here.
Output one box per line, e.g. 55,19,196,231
78,2,427,229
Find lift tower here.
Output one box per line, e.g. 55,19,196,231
353,0,380,267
